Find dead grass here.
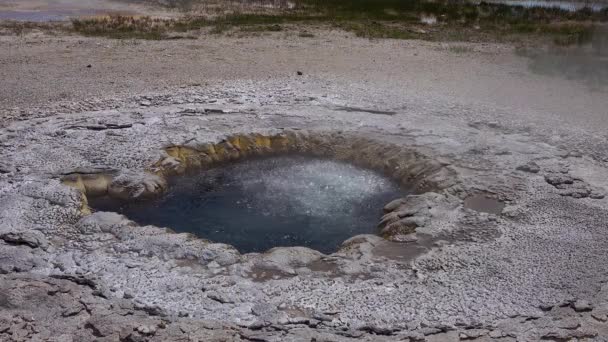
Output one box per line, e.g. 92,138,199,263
0,21,67,36
62,0,608,45
72,15,176,39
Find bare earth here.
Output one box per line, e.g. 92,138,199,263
2,30,607,132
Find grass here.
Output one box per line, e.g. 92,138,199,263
240,24,283,32
334,21,417,39
64,0,608,44
72,16,174,39
0,21,67,37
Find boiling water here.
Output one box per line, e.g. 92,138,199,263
90,156,405,254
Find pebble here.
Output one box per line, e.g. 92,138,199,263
516,161,540,173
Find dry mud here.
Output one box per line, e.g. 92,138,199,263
2,33,608,341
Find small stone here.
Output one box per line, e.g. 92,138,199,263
590,189,606,199
139,100,152,107
516,161,540,173
558,187,590,198
572,299,593,312
86,64,92,68
459,329,488,339
136,325,157,336
61,305,84,317
591,305,608,321
489,329,504,338
297,71,303,76
545,173,573,186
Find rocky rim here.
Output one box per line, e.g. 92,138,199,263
1,76,608,341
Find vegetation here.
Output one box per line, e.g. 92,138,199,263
72,16,172,39
63,0,608,44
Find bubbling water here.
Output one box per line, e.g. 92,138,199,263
90,156,406,254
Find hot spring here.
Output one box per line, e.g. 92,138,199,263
89,156,406,254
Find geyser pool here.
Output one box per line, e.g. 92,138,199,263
89,156,405,254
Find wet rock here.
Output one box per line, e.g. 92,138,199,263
383,198,406,213
340,234,383,250
379,193,436,239
516,161,540,173
258,247,323,274
380,218,423,237
389,233,418,243
107,172,167,200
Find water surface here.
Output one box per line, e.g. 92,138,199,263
475,0,608,11
90,156,406,254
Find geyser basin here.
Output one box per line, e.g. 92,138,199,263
90,156,405,253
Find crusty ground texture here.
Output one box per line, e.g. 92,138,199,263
1,30,608,341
